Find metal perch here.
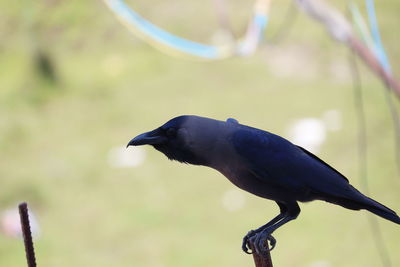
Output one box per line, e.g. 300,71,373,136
249,241,273,267
18,202,37,267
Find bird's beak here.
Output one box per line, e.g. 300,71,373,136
127,129,167,147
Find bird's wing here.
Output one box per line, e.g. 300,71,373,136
295,145,348,182
232,128,352,198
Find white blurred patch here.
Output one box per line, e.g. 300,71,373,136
287,110,342,154
108,146,146,168
221,189,246,212
288,118,326,154
1,208,40,239
308,260,331,267
322,109,342,132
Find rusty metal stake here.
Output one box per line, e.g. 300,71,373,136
18,202,37,267
249,241,273,267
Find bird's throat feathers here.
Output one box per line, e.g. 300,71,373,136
153,144,207,166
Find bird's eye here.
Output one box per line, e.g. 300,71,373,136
166,128,176,137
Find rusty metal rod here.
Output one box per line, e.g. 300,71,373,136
18,202,37,267
249,241,273,267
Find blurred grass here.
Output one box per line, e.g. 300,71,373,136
0,0,399,266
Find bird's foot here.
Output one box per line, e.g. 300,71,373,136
242,230,276,255
242,230,257,254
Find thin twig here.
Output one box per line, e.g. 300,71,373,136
349,37,400,99
18,202,37,267
268,1,298,43
213,0,235,38
350,52,393,267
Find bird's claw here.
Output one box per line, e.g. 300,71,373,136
242,230,276,255
253,231,276,255
242,230,256,254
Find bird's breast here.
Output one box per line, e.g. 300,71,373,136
213,162,304,202
215,164,267,197
217,165,243,186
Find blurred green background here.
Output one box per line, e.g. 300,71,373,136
1,0,399,266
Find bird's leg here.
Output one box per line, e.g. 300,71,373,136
242,202,287,254
252,203,300,255
242,212,285,254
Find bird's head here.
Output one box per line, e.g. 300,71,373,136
127,115,229,165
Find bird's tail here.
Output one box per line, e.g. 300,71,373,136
326,186,400,224
361,196,400,224
344,185,400,224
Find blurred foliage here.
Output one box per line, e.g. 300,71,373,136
0,0,399,266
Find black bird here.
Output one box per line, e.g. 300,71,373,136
127,115,400,254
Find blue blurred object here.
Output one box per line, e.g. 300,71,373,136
104,0,270,59
365,0,391,73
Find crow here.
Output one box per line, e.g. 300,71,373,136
127,115,400,254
